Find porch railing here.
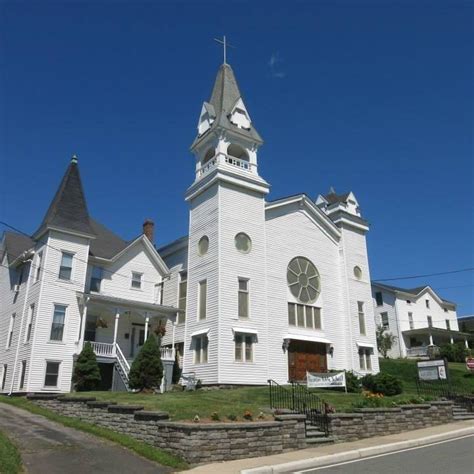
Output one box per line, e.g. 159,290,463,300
406,347,429,357
87,341,115,358
160,347,175,361
268,379,330,435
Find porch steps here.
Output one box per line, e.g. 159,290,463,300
114,361,131,391
453,404,474,420
305,425,334,445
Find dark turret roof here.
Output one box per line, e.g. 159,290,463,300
0,232,34,265
191,63,263,148
33,157,95,238
325,191,351,205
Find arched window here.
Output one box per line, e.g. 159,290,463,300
203,148,215,164
227,144,249,161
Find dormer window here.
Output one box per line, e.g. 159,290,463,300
229,98,251,130
197,102,215,136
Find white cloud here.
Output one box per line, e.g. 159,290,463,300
268,52,286,78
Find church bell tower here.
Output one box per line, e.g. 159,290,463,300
183,57,270,384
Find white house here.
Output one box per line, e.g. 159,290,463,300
1,61,380,394
371,282,471,358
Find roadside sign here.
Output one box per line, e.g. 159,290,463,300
466,358,474,373
307,371,346,389
417,359,448,381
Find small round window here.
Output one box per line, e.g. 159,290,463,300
287,257,320,304
234,232,252,254
354,266,362,280
198,236,209,256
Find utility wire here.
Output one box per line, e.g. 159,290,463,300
373,267,474,282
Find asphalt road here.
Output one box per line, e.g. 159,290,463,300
0,403,171,473
301,435,474,474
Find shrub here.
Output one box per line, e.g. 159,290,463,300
243,410,253,421
361,373,403,396
345,371,361,393
227,414,237,421
128,335,163,391
72,341,101,391
171,352,182,384
440,342,469,363
211,412,220,421
351,391,386,409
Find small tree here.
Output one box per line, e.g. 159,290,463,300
376,325,397,358
172,351,182,384
128,335,163,391
72,341,101,391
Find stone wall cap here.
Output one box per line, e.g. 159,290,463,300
134,411,169,421
157,421,282,430
354,408,401,413
328,413,364,418
108,405,144,414
59,396,96,403
274,414,307,421
429,401,453,406
399,404,431,410
26,393,64,400
87,401,117,409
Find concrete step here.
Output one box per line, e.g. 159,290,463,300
453,415,474,420
306,436,335,445
306,431,327,439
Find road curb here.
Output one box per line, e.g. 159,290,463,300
241,426,474,474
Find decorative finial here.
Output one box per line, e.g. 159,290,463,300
329,186,336,194
213,35,235,65
71,154,78,164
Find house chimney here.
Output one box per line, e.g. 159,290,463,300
143,219,155,243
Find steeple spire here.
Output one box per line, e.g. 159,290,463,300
191,63,262,149
33,156,96,239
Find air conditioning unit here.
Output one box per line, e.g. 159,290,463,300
13,284,20,293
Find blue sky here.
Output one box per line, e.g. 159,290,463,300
1,1,473,314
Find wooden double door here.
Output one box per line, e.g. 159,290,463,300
288,340,327,382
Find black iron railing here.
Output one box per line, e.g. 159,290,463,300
416,378,474,412
268,379,329,434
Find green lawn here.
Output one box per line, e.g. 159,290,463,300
71,358,474,421
0,430,22,474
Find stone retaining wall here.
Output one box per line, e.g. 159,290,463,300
28,395,306,464
328,401,454,442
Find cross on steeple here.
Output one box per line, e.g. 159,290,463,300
213,35,235,65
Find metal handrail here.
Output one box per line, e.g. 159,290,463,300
115,343,130,374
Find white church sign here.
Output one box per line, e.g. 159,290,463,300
307,371,346,389
417,359,448,381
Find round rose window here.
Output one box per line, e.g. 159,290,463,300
234,232,252,254
287,257,320,304
198,236,209,256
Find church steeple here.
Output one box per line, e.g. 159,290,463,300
33,156,96,239
188,62,267,195
191,63,262,149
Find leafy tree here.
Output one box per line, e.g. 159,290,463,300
129,335,163,391
72,341,101,391
440,342,469,363
376,324,397,358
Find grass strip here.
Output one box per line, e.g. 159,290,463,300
0,429,22,474
0,396,188,470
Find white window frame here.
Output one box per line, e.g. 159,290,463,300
380,312,389,329
1,365,7,390
359,348,372,371
177,271,187,324
198,280,207,321
35,251,43,282
408,312,414,330
44,360,61,388
50,304,67,342
25,304,35,343
131,271,143,290
358,302,366,335
238,278,249,319
58,251,74,281
234,333,254,363
19,360,26,390
288,303,322,330
6,313,15,349
90,266,103,293
427,315,433,328
193,335,208,364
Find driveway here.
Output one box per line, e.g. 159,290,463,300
0,403,171,473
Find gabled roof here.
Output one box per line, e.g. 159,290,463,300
88,218,128,259
33,157,95,239
372,282,456,306
191,63,263,148
1,232,34,265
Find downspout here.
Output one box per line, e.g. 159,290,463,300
9,254,34,395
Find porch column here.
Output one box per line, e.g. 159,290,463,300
113,309,120,353
144,313,149,341
450,335,454,344
172,315,176,351
429,333,434,345
465,338,469,349
78,299,89,345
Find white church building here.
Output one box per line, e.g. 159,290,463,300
1,61,379,394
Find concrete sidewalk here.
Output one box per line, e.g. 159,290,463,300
188,421,474,474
